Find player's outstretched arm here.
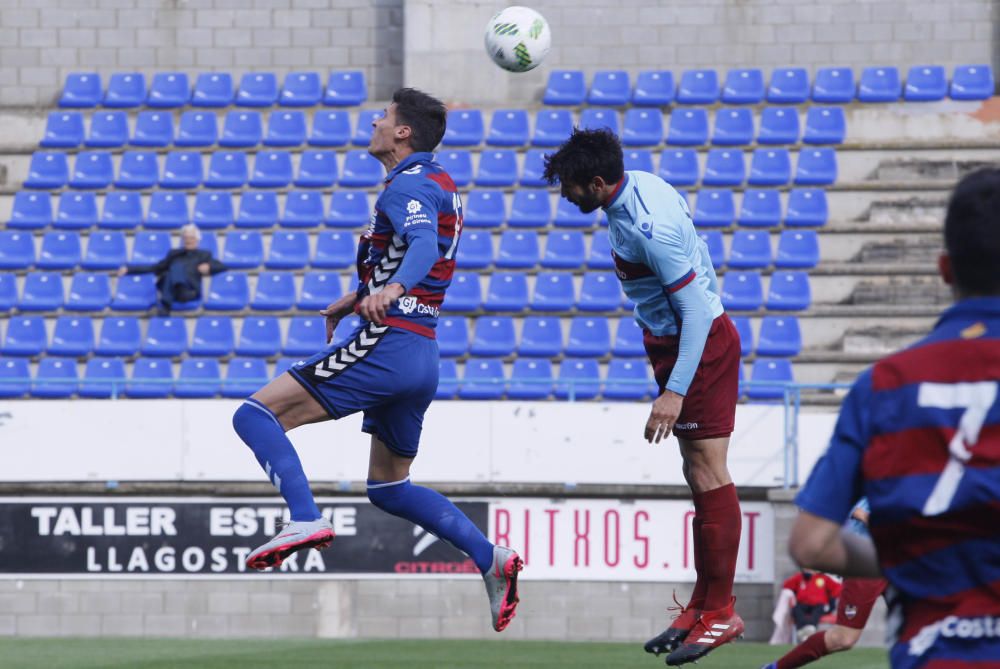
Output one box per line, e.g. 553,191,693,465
320,293,359,343
789,510,882,578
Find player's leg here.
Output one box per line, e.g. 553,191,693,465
760,624,864,669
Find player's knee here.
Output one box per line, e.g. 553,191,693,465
232,400,282,442
826,627,860,652
367,479,409,514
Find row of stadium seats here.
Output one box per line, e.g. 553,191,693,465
0,269,812,313
59,71,367,109
24,146,838,190
543,65,995,106
9,187,829,231
41,106,845,150
0,355,794,401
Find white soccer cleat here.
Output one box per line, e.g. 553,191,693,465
482,544,524,632
245,518,334,570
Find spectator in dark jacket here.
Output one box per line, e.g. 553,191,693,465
117,224,226,314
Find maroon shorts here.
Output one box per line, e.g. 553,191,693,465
835,578,888,629
643,314,741,440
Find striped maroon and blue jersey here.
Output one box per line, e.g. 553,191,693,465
355,151,462,338
797,297,1000,669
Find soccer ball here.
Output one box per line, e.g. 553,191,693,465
484,6,551,73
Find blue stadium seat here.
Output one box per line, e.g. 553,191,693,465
693,189,735,227
795,148,837,185
250,150,293,188
251,272,296,311
484,272,528,311
190,192,232,230
858,66,901,103
24,152,69,189
174,358,221,398
579,108,620,135
658,149,699,186
712,108,754,146
611,317,643,357
486,109,530,146
475,151,518,187
280,71,321,107
543,231,585,269
470,317,516,356
265,231,309,269
32,357,78,399
731,315,753,356
757,315,802,356
785,188,828,227
776,230,819,268
280,191,325,229
738,189,782,228
160,151,203,189
189,316,235,356
103,73,146,108
147,72,190,108
812,67,855,103
340,150,382,187
633,70,675,106
728,230,772,269
702,149,745,186
589,70,630,106
603,358,651,401
767,67,810,104
767,271,811,310
0,231,34,269
667,109,709,146
70,151,114,189
204,272,250,311
295,150,338,188
196,232,219,260
142,317,188,356
622,109,663,147
748,149,792,186
323,71,367,106
2,317,46,356
623,149,655,173
283,316,326,356
586,229,613,270
566,317,610,357
18,272,62,311
543,70,586,105
111,274,156,310
803,107,846,145
38,231,81,269
578,272,620,311
518,316,562,357
507,190,550,227
237,72,278,107
458,358,505,400
532,109,574,147
437,316,469,357
235,191,279,229
131,111,174,147
555,359,601,400
115,150,159,189
49,316,95,356
464,189,506,228
99,192,142,231
79,358,127,398
298,271,342,310
676,69,719,105
0,275,16,312
530,272,575,311
222,231,264,268
66,272,111,311
146,192,189,229
96,317,141,356
950,64,994,100
175,111,218,147
436,150,473,187
721,271,764,311
554,197,599,228
519,149,550,187
722,68,765,104
59,73,101,108
191,72,235,107
444,109,484,146
8,192,53,229
442,272,480,311
904,65,947,102
748,358,794,400
126,358,174,398
83,231,127,270
508,359,554,400
496,230,539,269
220,110,263,147
457,231,493,269
352,109,382,146
41,111,85,148
309,110,351,147
326,191,369,227
266,110,308,146
223,357,269,398
436,359,458,399
757,107,800,145
204,151,248,189
698,230,725,268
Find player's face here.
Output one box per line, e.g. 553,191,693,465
368,105,396,157
561,181,603,214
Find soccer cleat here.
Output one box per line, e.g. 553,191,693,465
245,518,334,570
482,544,523,632
665,597,744,666
644,592,702,656
760,664,777,669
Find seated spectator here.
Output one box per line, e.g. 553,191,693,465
118,224,226,314
780,569,842,642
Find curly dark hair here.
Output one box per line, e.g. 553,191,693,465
542,128,624,187
392,87,447,152
944,167,1000,296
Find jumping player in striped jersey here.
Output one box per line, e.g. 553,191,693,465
790,168,1000,668
231,88,522,632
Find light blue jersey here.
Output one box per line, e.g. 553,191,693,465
605,171,724,395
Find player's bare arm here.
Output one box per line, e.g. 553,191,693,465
320,293,360,343
789,511,881,578
645,388,684,443
357,283,406,325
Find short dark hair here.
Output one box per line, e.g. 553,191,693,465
944,167,1000,296
391,87,447,152
542,128,624,187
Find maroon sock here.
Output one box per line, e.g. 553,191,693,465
693,483,741,611
775,631,830,669
688,517,706,608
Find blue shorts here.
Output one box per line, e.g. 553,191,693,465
287,321,439,458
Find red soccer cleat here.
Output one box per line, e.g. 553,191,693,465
666,597,744,666
644,592,702,656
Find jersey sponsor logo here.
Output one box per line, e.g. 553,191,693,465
908,615,1000,656
398,295,418,314
674,422,700,430
406,199,422,214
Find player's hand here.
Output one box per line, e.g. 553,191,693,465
197,262,211,275
645,389,684,444
357,283,406,326
320,293,359,343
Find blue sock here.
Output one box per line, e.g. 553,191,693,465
233,399,321,522
367,477,494,573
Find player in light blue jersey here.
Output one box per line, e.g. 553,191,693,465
544,129,744,666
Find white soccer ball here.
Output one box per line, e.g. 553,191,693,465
484,6,551,73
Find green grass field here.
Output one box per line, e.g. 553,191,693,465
0,639,890,669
